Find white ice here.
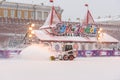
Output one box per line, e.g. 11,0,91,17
0,44,120,80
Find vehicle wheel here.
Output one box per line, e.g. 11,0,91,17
58,55,63,60
63,55,68,60
68,55,74,60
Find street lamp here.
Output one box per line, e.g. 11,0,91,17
28,23,35,38
97,28,102,41
96,28,103,49
29,27,32,30
28,34,32,38
23,23,35,44
31,23,35,27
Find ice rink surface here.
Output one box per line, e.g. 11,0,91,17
0,44,120,80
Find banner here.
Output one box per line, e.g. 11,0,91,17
78,50,120,57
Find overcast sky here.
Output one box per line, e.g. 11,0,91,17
6,0,120,21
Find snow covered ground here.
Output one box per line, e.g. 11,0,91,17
0,44,120,80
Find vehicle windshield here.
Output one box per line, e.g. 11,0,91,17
62,45,73,51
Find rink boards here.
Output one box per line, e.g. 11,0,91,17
0,50,21,58
0,49,120,58
78,50,120,57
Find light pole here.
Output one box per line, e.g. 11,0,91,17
97,28,103,49
97,28,102,41
28,23,35,39
23,23,35,44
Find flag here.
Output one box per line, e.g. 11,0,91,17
50,0,53,3
85,4,88,7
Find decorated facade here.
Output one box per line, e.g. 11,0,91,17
34,3,120,58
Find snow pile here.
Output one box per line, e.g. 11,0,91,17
20,44,52,60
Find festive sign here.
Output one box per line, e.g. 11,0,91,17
52,23,98,36
84,26,97,34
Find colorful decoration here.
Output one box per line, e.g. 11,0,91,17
53,23,98,36
55,44,60,52
78,25,97,34
59,24,66,33
85,27,90,33
73,43,79,50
